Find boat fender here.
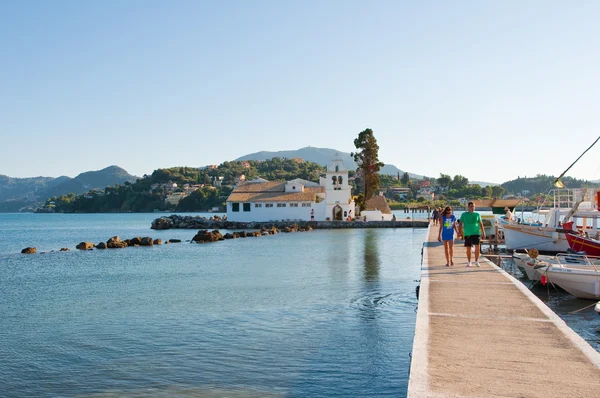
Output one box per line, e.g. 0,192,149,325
552,232,559,243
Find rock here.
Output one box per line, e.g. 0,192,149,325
223,233,235,239
140,237,154,246
168,239,181,243
106,236,127,249
59,248,70,252
96,242,107,249
153,239,162,245
151,217,172,230
76,242,94,250
192,229,224,243
130,237,142,245
21,247,36,254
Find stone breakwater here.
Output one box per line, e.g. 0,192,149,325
151,215,429,230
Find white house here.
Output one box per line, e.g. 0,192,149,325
226,156,355,222
361,195,394,222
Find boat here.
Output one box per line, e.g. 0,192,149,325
542,262,600,300
595,301,600,315
512,252,547,281
503,188,599,253
563,211,600,256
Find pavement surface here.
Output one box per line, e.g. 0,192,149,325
408,224,600,397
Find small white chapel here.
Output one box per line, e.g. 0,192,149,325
226,156,355,222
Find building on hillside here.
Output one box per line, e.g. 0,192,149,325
388,187,411,199
234,174,246,185
165,192,187,206
417,188,435,201
226,156,355,222
212,176,224,187
239,161,251,168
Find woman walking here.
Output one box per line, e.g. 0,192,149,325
438,206,459,266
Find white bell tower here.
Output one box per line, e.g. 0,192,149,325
319,154,355,220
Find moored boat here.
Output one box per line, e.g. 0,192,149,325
504,188,599,253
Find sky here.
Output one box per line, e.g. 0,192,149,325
2,1,600,184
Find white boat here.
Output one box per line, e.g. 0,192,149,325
595,301,600,315
512,252,544,281
504,188,599,253
543,265,600,300
526,253,600,299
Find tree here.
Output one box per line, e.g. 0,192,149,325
437,173,452,188
451,175,469,190
351,128,384,200
401,172,410,186
491,185,505,198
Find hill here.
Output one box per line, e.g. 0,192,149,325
0,166,138,212
234,146,423,178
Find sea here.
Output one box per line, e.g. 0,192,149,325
0,212,598,398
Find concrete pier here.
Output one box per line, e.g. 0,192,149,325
408,225,600,397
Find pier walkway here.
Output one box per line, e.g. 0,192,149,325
408,225,600,397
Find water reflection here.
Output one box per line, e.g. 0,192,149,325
363,229,380,282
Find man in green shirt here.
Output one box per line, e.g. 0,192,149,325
459,201,486,267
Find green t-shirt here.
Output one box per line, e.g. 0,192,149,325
460,212,482,236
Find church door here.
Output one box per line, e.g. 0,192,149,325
332,205,343,221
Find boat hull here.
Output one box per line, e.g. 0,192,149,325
565,233,600,256
503,224,569,252
512,253,542,281
545,267,600,300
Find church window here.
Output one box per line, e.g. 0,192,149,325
337,176,343,185
332,176,337,184
335,165,339,172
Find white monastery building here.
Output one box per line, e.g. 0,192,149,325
226,156,355,222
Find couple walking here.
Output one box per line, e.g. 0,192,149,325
437,202,486,267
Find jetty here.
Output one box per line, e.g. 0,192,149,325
408,225,600,397
151,215,429,230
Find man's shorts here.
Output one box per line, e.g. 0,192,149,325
464,235,480,247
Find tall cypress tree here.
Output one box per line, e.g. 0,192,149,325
351,128,385,202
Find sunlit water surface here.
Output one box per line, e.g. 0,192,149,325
0,213,424,397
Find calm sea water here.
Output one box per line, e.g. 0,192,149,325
0,213,424,397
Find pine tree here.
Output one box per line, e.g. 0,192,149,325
351,128,384,201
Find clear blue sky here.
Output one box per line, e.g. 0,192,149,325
2,1,600,183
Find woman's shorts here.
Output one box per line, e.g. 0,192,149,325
464,235,480,246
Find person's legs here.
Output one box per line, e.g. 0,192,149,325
448,240,455,265
465,236,473,267
443,241,450,265
465,236,472,265
474,242,481,266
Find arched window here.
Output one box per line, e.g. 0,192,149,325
335,165,339,172
337,176,343,185
332,176,337,184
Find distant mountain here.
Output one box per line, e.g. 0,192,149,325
471,181,499,188
234,146,423,178
0,166,138,212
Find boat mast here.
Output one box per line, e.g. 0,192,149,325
553,135,600,188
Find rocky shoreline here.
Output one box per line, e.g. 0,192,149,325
19,215,429,254
151,215,429,230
